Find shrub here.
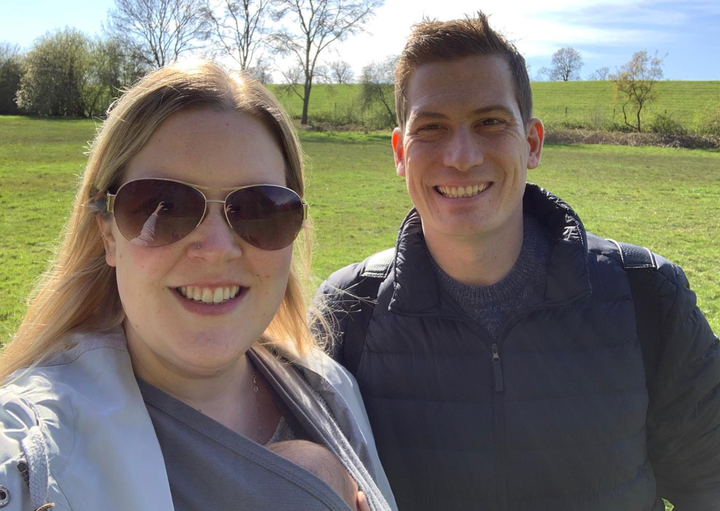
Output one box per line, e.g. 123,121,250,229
648,112,686,135
606,121,636,133
698,108,720,137
0,43,23,115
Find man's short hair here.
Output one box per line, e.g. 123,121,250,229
394,11,533,132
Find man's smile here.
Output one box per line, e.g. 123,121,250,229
435,183,491,198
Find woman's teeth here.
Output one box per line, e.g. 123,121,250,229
436,183,489,198
178,285,241,304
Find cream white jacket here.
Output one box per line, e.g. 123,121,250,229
0,329,397,511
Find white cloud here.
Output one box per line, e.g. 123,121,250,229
329,0,710,77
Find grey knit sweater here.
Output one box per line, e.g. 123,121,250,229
430,215,552,338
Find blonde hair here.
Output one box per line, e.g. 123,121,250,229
2,60,320,381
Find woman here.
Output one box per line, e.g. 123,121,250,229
0,60,396,511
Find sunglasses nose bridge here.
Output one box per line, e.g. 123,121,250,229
188,200,243,255
203,199,232,229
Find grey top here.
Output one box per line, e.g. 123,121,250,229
430,214,553,338
138,356,357,511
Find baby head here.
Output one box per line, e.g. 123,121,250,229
267,440,370,511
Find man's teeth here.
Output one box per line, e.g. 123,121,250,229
437,183,489,198
178,285,241,304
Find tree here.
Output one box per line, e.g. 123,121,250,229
17,29,92,116
0,43,24,115
535,66,551,82
17,30,149,118
549,47,583,81
270,0,383,124
202,0,272,71
245,54,273,83
360,55,397,128
84,38,150,117
326,60,354,84
106,0,209,68
610,50,666,132
588,66,609,81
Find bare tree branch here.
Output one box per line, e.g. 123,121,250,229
324,60,354,84
269,0,383,124
201,0,273,70
587,66,609,81
360,55,397,128
106,0,209,68
549,47,584,81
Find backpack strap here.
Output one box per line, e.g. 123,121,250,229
343,248,395,375
607,239,663,392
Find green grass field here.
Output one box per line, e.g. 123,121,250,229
1,116,718,345
269,81,720,130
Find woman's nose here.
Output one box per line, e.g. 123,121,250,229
186,203,243,260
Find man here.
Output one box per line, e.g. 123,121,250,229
314,12,720,511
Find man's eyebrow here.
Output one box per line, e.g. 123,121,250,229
410,105,518,121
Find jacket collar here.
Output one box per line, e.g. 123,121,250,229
387,183,592,317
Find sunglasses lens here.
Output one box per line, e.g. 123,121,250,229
226,186,304,250
113,180,206,247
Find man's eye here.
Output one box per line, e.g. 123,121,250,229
480,119,502,126
418,124,442,131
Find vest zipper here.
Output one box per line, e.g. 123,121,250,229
491,343,508,511
492,344,504,392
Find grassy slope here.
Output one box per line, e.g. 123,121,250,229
1,117,718,342
0,117,99,333
269,81,720,129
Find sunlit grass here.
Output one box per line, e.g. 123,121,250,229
1,117,718,344
268,81,720,130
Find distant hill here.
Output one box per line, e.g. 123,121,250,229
269,81,720,131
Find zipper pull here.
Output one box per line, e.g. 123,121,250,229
492,344,504,393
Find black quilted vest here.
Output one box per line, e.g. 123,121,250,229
339,187,664,511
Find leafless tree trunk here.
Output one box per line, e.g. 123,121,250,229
270,0,383,124
549,47,584,81
245,54,273,83
360,55,397,127
326,60,354,84
588,67,609,81
202,0,272,70
107,0,209,68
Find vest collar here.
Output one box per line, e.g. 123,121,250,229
387,184,592,317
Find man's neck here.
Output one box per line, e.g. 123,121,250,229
423,214,524,287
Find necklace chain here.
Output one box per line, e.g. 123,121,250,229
251,368,262,443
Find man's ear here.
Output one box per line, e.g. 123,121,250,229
526,118,544,170
356,491,371,511
96,215,117,267
391,127,406,177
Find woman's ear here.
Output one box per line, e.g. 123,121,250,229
96,215,117,267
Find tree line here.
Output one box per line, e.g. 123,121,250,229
0,0,382,123
534,47,669,133
0,3,686,133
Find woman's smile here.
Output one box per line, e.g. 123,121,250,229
172,284,248,316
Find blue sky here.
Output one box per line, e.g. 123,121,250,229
2,0,719,80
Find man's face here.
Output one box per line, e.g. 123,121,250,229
392,55,543,244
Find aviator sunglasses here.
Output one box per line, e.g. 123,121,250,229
106,178,307,250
